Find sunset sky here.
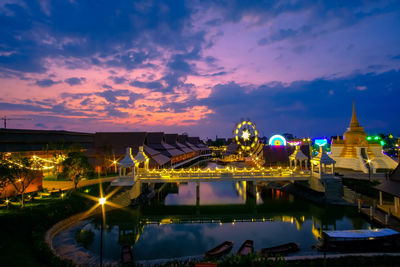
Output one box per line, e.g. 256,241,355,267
1,0,400,139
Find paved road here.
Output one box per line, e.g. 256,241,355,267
43,176,118,190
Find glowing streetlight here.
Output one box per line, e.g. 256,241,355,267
99,196,106,267
99,197,106,205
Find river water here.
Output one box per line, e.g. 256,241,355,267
77,162,373,262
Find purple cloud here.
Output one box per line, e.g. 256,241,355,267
65,77,86,86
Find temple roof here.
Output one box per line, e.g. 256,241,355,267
134,146,148,163
312,147,336,164
349,100,360,128
289,146,308,160
375,164,400,197
119,147,136,168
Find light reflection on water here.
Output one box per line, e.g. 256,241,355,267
165,181,246,205
81,163,372,261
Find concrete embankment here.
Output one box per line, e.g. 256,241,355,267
270,182,349,206
45,185,130,265
45,209,101,265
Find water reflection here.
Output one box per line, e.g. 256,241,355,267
80,163,372,261
81,186,372,261
165,181,247,205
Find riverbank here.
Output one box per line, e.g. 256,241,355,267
0,182,109,266
273,182,349,206
132,253,400,266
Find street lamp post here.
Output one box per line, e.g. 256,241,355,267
113,160,117,173
367,159,372,182
99,197,106,267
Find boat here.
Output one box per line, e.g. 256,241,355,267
204,241,234,258
316,228,400,252
259,242,299,255
237,240,254,255
121,244,133,264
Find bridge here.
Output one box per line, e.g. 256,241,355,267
111,167,311,186
109,165,314,201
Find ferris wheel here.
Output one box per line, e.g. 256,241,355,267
234,120,259,151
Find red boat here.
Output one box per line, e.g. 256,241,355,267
204,241,233,258
259,242,299,255
237,240,254,255
121,244,133,264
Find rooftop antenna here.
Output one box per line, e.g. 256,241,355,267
1,116,33,129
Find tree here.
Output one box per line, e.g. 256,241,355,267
6,156,41,208
94,144,114,177
0,161,10,200
61,151,92,189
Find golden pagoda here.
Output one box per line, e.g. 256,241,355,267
330,101,397,173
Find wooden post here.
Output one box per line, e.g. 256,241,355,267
379,191,383,206
395,197,398,213
358,199,361,212
196,182,200,207
370,206,373,219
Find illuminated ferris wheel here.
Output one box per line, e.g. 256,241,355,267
234,120,259,152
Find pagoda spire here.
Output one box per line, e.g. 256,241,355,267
349,100,360,128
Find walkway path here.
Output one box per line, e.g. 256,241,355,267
43,176,118,190
338,170,388,181
360,207,400,232
132,169,310,184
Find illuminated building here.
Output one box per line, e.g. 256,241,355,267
93,132,211,170
145,132,186,164
165,134,197,161
330,102,397,173
289,146,309,170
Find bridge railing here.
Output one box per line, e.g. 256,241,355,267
136,169,311,181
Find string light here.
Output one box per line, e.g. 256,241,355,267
4,153,66,171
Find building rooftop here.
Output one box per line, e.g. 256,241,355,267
0,128,94,152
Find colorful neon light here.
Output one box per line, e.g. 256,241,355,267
235,120,259,151
269,135,287,146
367,135,382,141
314,138,328,147
287,141,302,146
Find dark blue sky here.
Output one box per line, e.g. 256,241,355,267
0,0,399,139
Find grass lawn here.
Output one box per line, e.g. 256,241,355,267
43,172,118,182
43,174,70,181
0,183,109,267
